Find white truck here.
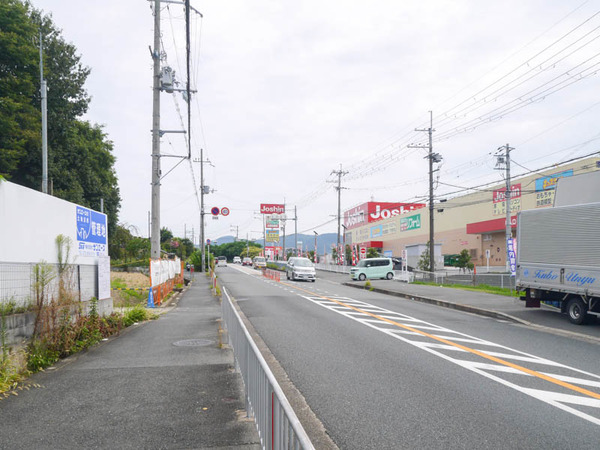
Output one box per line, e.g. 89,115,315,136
516,201,600,324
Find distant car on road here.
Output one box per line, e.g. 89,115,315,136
233,256,241,264
286,257,316,282
253,256,266,269
242,257,253,266
217,256,227,267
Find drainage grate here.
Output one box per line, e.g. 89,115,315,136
172,339,213,347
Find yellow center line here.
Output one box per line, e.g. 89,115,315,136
282,281,600,401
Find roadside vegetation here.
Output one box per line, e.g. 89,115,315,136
0,237,158,397
412,281,522,298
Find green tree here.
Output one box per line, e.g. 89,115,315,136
417,242,431,272
160,227,173,244
0,0,40,178
367,247,379,258
0,1,121,248
457,249,474,273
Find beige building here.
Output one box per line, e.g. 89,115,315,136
346,157,600,269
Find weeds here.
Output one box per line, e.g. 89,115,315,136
0,300,34,316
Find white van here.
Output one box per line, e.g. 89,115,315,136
350,258,394,281
286,257,316,282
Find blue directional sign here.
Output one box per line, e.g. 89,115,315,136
76,206,107,257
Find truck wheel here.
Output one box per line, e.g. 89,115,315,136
386,272,394,280
567,297,588,325
358,273,366,281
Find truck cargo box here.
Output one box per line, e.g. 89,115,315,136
516,202,600,296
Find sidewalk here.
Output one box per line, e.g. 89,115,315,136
0,274,260,449
340,277,600,343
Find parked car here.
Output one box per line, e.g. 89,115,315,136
286,257,316,282
217,256,227,267
233,256,242,264
253,256,266,269
242,257,253,266
350,257,394,281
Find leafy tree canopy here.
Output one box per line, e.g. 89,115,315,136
211,241,262,261
0,0,120,246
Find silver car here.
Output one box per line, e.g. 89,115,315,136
286,257,316,282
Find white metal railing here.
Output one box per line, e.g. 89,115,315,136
222,287,315,450
314,263,351,274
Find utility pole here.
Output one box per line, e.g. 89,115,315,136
313,231,318,263
294,206,298,256
330,164,348,259
150,0,161,259
495,143,514,272
230,225,239,241
39,32,48,194
408,111,441,277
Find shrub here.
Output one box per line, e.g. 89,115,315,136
123,305,148,327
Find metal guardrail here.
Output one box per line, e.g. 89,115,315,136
315,263,350,274
222,287,314,450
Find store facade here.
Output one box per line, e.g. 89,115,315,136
345,157,599,268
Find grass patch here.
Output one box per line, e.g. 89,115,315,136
0,299,34,316
413,281,522,297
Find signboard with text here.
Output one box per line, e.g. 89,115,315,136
535,169,573,208
266,229,280,242
400,214,421,232
260,203,285,214
76,206,108,257
493,184,521,216
343,201,426,230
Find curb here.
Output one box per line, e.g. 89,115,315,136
341,282,600,345
341,282,532,326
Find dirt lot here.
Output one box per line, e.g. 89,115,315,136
111,272,150,288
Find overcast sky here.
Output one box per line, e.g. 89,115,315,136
32,0,600,244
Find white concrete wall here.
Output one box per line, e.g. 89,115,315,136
0,181,106,264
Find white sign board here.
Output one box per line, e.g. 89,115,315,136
0,181,107,264
97,256,111,300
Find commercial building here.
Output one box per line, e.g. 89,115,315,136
345,156,600,269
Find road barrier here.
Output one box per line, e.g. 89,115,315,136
221,287,314,450
149,258,184,306
263,269,281,282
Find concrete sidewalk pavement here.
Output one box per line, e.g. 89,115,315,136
0,274,260,449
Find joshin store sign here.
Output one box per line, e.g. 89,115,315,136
493,184,521,216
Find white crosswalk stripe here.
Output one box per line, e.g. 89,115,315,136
298,293,600,427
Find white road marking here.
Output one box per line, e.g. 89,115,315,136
299,293,600,426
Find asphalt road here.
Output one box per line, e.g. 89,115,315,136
219,264,600,450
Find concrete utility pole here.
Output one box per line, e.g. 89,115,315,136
230,225,239,241
200,149,206,272
330,165,348,259
150,0,161,259
496,143,514,272
39,32,48,194
294,206,298,257
409,111,441,277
